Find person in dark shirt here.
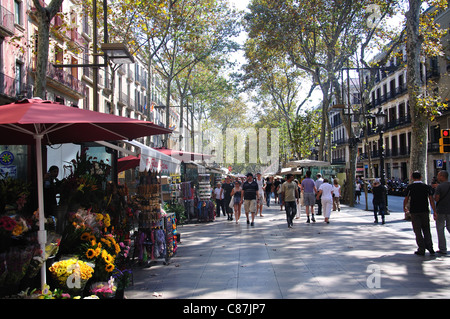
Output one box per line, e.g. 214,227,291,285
273,178,282,204
434,170,450,254
372,179,387,224
403,171,436,256
265,176,274,207
222,176,235,221
242,173,260,226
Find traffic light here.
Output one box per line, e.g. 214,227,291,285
439,129,450,153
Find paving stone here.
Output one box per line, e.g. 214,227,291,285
125,202,450,299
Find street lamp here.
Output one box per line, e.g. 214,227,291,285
53,0,134,112
101,43,135,64
374,109,389,214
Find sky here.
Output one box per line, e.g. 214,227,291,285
226,0,323,114
225,0,407,114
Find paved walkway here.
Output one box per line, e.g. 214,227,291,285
125,202,450,299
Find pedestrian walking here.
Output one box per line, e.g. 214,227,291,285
277,177,285,211
273,177,282,206
295,179,303,219
301,171,317,223
317,178,333,223
434,170,450,255
281,174,299,228
222,176,235,221
372,179,386,224
213,182,225,218
332,178,341,212
242,173,260,226
231,181,243,224
355,177,362,203
403,171,436,256
315,173,324,215
256,172,265,217
265,176,274,207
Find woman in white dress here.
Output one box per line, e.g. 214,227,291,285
317,178,334,224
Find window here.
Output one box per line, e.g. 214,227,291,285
15,61,23,95
0,37,3,73
14,0,22,26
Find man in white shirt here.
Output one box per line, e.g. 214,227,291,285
315,173,324,215
213,183,225,217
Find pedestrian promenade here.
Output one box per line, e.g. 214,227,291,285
125,202,450,299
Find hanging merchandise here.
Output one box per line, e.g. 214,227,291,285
198,174,211,201
181,181,194,221
196,174,215,222
181,181,192,199
132,170,177,265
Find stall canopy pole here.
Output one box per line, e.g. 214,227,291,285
35,133,47,289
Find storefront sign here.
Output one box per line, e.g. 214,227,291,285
0,165,17,178
0,150,14,166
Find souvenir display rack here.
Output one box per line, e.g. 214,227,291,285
198,174,211,201
169,173,182,204
181,181,195,222
133,170,176,265
197,174,215,222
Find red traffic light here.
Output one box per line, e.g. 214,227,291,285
442,129,450,138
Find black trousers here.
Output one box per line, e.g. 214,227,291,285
215,199,226,217
285,201,297,226
373,200,386,221
411,213,434,252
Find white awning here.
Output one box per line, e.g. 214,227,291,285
96,140,181,174
125,140,181,173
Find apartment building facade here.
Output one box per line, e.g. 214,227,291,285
331,22,450,184
0,0,31,105
0,0,197,152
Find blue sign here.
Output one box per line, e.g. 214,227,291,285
0,151,14,166
0,166,17,178
436,159,444,169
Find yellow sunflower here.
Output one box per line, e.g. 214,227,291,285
80,232,90,241
86,248,96,259
103,253,114,264
105,263,114,272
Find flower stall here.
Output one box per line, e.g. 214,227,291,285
0,149,134,299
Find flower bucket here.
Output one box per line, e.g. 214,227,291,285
89,280,117,299
48,257,94,296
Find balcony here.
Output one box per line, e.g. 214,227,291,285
127,68,134,82
118,92,129,107
0,72,32,103
70,29,86,48
331,157,346,165
428,142,440,153
48,63,86,97
386,115,411,130
333,138,348,146
385,147,410,158
30,61,86,99
0,72,16,98
368,86,408,109
0,4,14,36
